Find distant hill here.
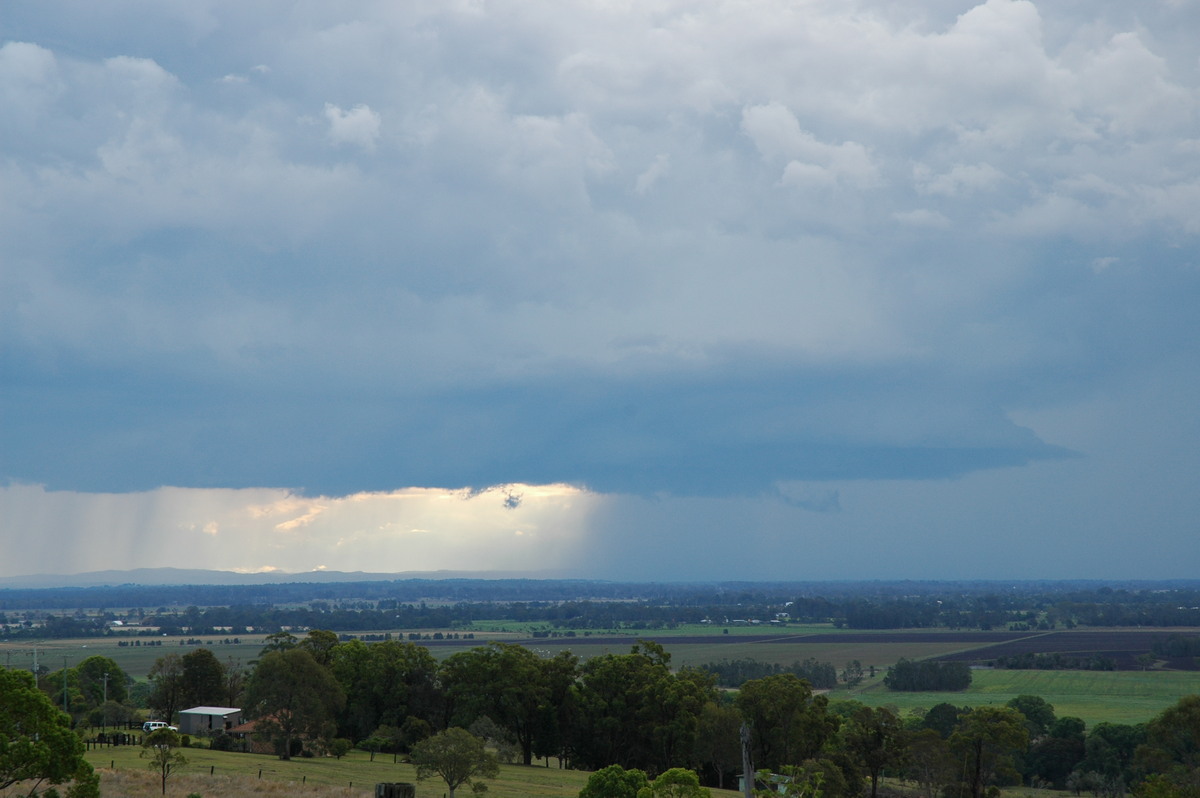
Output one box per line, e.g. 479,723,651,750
0,567,556,589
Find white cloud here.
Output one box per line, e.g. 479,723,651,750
324,102,381,151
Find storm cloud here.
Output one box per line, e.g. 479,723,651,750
1,0,1198,579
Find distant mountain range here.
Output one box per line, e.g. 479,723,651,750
0,567,556,589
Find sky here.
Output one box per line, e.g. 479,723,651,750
1,0,1199,581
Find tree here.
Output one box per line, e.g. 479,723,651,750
884,659,970,692
1080,722,1145,785
637,767,712,798
693,700,743,789
330,639,440,744
579,764,650,798
0,667,98,797
441,642,550,766
904,728,952,798
77,655,128,705
299,629,340,668
841,661,865,688
147,653,185,726
141,727,187,796
410,727,499,798
949,706,1029,798
223,656,247,708
244,648,345,759
1136,695,1200,794
921,703,965,739
736,673,838,772
1007,695,1056,739
842,705,904,798
571,643,716,775
180,648,226,708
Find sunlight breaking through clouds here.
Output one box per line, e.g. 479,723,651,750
0,483,598,577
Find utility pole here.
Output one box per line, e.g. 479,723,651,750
102,671,110,731
741,722,754,798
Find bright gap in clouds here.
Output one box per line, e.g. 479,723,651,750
0,483,596,578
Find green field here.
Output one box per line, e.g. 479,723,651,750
830,668,1200,726
82,745,743,798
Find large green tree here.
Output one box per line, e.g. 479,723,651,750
637,767,712,798
244,648,345,759
75,655,127,706
842,705,904,798
330,639,440,743
180,648,226,708
579,764,650,798
949,706,1029,798
1007,695,1057,739
1137,695,1200,794
441,642,551,766
147,653,185,725
572,642,716,775
0,668,98,798
692,700,743,789
903,728,952,798
410,727,499,798
736,672,838,773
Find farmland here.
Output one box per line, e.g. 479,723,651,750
829,667,1200,726
76,745,744,798
7,624,1199,727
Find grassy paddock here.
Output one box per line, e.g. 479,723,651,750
79,746,741,798
831,668,1200,726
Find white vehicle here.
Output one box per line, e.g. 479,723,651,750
142,721,178,733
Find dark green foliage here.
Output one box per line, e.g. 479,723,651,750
570,642,717,776
330,639,440,744
579,764,650,798
736,673,838,773
949,706,1030,798
1136,694,1200,791
995,652,1117,670
0,667,96,796
1152,635,1200,658
1007,694,1057,737
922,703,966,738
842,705,903,798
180,648,226,709
244,648,345,760
441,642,577,766
697,657,837,689
1080,722,1146,784
883,658,971,691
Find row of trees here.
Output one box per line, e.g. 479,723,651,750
882,659,972,691
133,631,1200,798
8,581,1200,636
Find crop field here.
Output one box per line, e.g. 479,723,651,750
830,667,1200,726
76,746,744,798
933,629,1200,670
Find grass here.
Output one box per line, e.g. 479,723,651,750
79,746,744,798
829,668,1200,726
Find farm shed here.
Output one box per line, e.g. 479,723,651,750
178,706,244,735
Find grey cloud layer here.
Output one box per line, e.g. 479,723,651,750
2,0,1198,498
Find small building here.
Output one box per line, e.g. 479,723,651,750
178,706,244,736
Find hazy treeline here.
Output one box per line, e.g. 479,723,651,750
5,580,1200,639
